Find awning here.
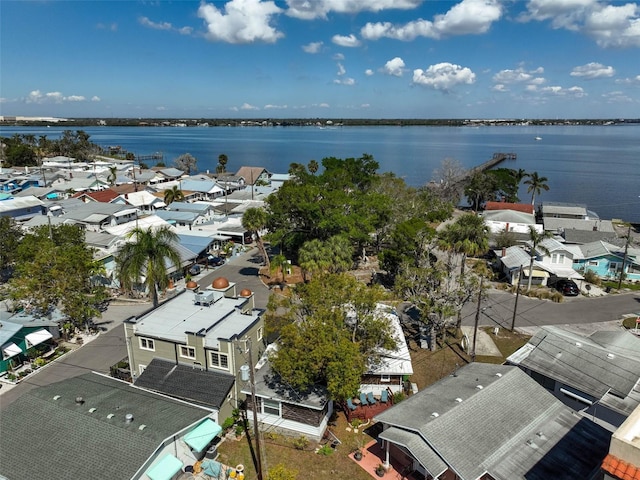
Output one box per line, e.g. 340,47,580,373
212,234,232,241
184,419,222,453
2,342,22,359
25,329,53,348
145,454,183,480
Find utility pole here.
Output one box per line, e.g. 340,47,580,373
471,277,483,362
246,339,264,480
511,265,523,331
618,223,632,290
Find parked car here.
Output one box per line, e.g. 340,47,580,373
189,264,201,276
205,255,225,267
555,279,579,296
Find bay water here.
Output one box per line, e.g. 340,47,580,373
2,124,638,222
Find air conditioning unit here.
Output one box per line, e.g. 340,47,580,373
194,291,215,306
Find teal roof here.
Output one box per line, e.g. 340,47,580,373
184,418,222,452
146,454,183,480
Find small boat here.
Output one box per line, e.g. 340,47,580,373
535,136,542,141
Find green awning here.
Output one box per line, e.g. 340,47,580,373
145,454,183,480
184,419,222,453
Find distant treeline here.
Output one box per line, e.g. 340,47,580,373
2,118,639,128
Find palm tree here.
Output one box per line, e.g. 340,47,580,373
523,171,549,205
524,226,553,292
116,226,182,307
217,154,228,174
164,185,185,205
439,213,489,277
308,159,319,175
242,207,270,271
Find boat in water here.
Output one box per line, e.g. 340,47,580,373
535,136,542,141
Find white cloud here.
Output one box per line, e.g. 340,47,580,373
540,85,587,97
332,34,361,47
25,90,91,104
156,106,167,111
264,104,288,109
337,63,346,76
178,26,194,35
493,66,545,86
302,41,323,53
383,57,406,76
96,22,117,31
361,0,502,41
285,0,422,20
361,103,370,108
332,53,345,60
139,16,193,35
240,102,260,110
412,62,476,91
365,69,374,76
602,91,635,103
91,96,101,102
492,84,508,92
570,62,615,78
615,75,640,85
334,77,356,85
520,0,640,48
198,0,284,44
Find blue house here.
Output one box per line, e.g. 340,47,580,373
573,241,640,282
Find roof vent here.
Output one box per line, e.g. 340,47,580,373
455,398,463,403
495,373,502,377
138,424,147,431
125,413,134,423
575,342,582,347
430,412,439,418
53,395,61,401
476,385,484,390
607,353,615,359
89,408,97,413
107,413,115,419
75,396,84,405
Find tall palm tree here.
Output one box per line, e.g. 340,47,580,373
164,185,185,205
308,159,319,175
439,213,489,277
524,226,553,292
116,226,182,307
523,171,549,206
217,154,228,174
242,207,270,270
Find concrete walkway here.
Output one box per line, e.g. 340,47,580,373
459,326,503,357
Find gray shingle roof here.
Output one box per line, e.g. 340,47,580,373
0,373,209,480
374,363,610,480
135,358,235,409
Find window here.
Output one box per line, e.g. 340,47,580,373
180,346,196,359
551,254,558,264
381,374,391,383
588,260,599,266
262,399,280,416
210,351,229,370
139,337,155,351
257,327,263,341
609,262,618,271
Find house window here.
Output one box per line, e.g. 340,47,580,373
257,327,263,342
551,254,558,264
209,351,229,370
381,374,391,383
180,346,196,359
139,337,155,351
262,399,281,416
609,262,618,271
588,260,599,266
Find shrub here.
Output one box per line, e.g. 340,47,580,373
292,435,309,450
351,419,363,429
583,269,601,286
317,444,333,456
550,292,564,303
235,423,245,436
221,417,235,431
393,392,406,403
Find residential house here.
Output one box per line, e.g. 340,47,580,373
494,245,550,286
0,372,226,480
166,201,217,222
360,304,413,395
0,195,45,221
573,241,640,282
242,354,333,441
533,237,584,283
235,166,270,186
113,190,167,213
601,403,640,480
507,326,640,429
72,188,120,203
481,209,542,235
56,201,139,232
541,201,590,219
484,201,534,215
0,319,55,374
124,277,265,419
374,363,611,480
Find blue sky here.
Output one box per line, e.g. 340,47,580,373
1,0,639,119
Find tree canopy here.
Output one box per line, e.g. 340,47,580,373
173,153,198,175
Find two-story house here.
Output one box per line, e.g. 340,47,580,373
124,277,264,424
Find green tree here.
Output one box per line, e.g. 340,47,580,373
269,273,395,400
242,207,270,271
523,171,550,205
464,171,498,211
107,166,118,186
116,226,182,307
8,225,105,327
174,153,197,175
438,213,489,277
163,185,185,205
308,159,319,175
216,154,228,174
0,217,22,274
494,227,518,249
270,253,289,283
298,235,353,277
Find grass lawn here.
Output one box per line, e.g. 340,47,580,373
217,327,531,479
602,280,640,291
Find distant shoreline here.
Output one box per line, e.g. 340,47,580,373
1,118,639,128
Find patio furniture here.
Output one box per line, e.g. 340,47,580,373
347,398,357,411
360,392,369,406
367,392,376,404
380,390,388,404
